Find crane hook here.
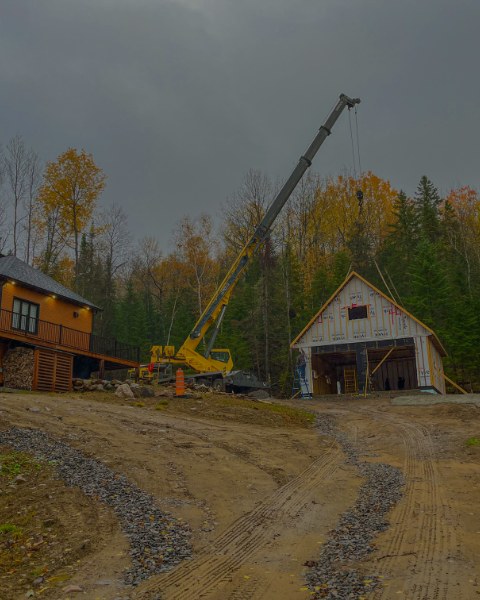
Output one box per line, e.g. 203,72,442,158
356,189,364,212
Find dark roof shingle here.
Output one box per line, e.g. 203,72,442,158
0,255,100,310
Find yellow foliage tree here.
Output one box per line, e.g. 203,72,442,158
444,186,480,293
285,171,397,289
174,214,220,318
37,148,106,278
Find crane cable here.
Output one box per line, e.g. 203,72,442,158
354,105,363,176
348,107,358,181
348,106,364,214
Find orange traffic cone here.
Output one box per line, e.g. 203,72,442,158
175,368,185,397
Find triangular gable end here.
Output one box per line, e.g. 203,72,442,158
291,271,446,356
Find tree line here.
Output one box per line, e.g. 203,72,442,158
1,137,479,392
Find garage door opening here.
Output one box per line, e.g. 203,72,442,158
311,344,418,395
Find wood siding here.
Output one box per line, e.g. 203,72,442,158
33,349,73,392
293,274,445,394
1,282,93,334
429,337,446,393
294,277,430,348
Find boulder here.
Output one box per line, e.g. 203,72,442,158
132,385,155,398
115,384,135,399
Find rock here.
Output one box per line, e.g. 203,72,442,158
133,386,155,398
33,576,44,586
25,590,35,598
194,384,211,392
0,426,192,587
62,585,84,593
115,384,134,399
27,407,41,413
14,474,27,483
93,384,105,391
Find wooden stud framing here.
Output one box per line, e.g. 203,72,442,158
371,347,395,376
442,373,468,394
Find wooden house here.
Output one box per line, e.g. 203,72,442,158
291,271,446,395
0,255,139,392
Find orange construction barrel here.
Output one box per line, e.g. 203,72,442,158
175,368,185,397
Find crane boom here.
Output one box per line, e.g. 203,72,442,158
152,93,360,376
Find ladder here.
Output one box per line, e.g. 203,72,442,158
343,368,358,394
292,366,312,398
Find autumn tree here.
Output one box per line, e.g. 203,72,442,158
174,214,219,318
37,148,106,279
1,135,41,258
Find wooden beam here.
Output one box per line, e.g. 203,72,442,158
364,362,369,397
371,347,395,376
442,372,468,394
0,330,139,369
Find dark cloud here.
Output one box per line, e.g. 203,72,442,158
1,0,479,245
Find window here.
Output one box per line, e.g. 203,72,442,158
210,350,230,363
348,305,368,320
12,298,39,334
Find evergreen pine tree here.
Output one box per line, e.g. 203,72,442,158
414,176,442,241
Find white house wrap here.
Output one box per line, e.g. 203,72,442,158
291,272,446,395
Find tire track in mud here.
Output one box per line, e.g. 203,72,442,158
135,443,342,600
355,408,456,600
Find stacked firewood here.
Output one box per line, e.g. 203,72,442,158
3,347,35,390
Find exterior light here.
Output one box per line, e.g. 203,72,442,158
10,280,15,285
51,294,56,299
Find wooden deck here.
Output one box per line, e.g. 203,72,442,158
0,308,140,369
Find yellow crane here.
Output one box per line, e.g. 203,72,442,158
147,94,360,391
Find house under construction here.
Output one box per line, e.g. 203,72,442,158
291,271,446,395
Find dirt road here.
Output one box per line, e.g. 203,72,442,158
0,391,479,599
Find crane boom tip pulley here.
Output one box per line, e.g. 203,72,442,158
340,94,361,108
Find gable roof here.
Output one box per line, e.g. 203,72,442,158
0,255,100,310
291,270,446,356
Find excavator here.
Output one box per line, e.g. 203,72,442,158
141,94,360,392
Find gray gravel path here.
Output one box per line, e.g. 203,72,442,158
0,427,192,586
391,394,480,406
306,416,405,599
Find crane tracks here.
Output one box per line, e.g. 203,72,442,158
135,442,342,599
355,409,457,600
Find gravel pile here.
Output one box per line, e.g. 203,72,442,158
0,427,191,586
307,416,405,599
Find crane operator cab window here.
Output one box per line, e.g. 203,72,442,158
210,350,231,363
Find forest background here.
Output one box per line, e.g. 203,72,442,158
1,136,479,394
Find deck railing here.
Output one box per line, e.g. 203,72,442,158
0,308,140,363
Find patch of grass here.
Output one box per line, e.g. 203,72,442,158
0,451,42,479
466,437,480,447
31,565,49,579
155,399,169,410
133,401,145,408
165,394,316,428
0,523,23,536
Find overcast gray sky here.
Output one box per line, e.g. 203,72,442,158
1,0,479,247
